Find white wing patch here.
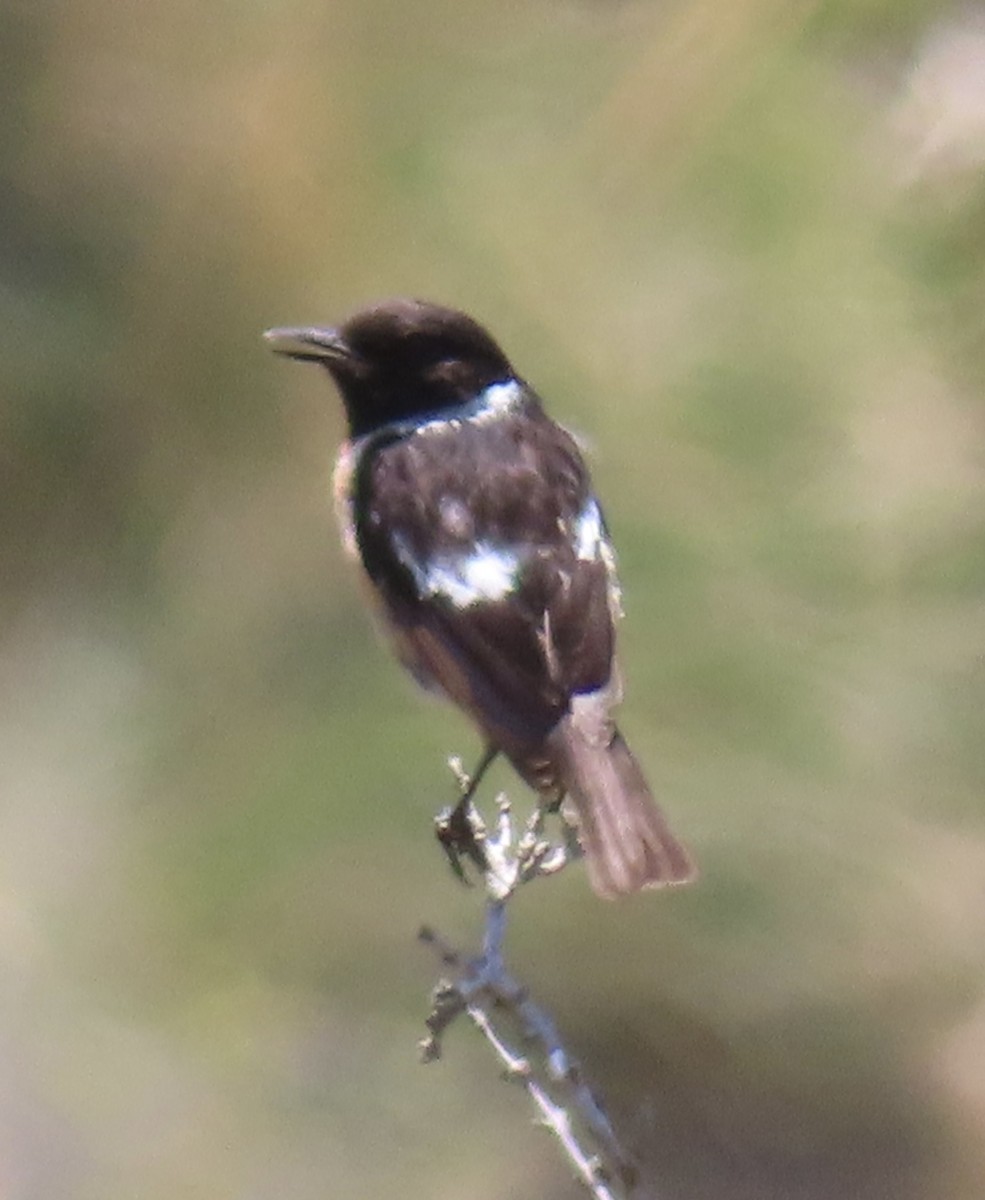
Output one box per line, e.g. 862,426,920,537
392,535,520,607
573,497,605,561
572,496,624,619
390,495,623,613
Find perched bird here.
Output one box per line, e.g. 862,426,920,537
264,299,695,898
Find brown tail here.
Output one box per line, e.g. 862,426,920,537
549,714,696,900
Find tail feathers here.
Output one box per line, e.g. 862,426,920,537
549,718,695,900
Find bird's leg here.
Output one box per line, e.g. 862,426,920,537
435,746,498,883
544,789,565,814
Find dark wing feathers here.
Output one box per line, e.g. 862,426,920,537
354,404,618,754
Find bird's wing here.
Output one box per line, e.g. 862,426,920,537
352,408,621,752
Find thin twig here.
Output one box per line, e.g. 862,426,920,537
419,760,639,1199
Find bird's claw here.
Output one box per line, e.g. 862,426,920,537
437,754,581,899
434,799,488,886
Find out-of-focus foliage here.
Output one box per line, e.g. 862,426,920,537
2,1,985,1197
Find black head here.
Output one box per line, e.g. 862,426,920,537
264,298,516,437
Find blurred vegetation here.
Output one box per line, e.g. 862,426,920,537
2,0,985,1197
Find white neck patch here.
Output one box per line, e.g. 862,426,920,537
347,378,524,461
414,377,524,436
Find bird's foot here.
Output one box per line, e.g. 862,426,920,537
437,757,582,900
434,756,492,886
434,804,487,887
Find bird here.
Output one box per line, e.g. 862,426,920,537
264,298,695,898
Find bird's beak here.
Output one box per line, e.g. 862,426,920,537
263,326,350,363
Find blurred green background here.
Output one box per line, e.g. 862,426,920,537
3,1,985,1196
